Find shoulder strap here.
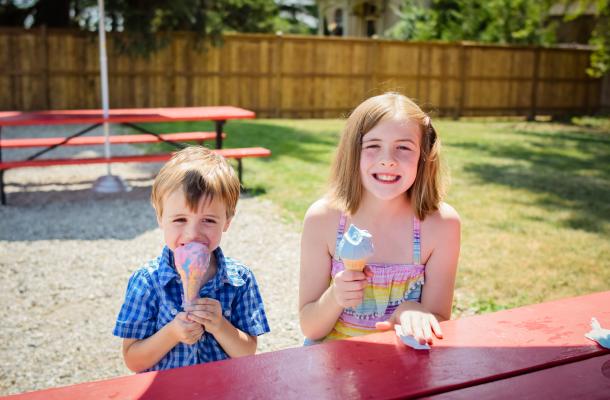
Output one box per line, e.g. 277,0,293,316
334,213,348,256
412,216,421,264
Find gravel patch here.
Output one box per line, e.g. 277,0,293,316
0,125,303,395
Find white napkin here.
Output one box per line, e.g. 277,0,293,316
394,325,431,350
584,317,610,349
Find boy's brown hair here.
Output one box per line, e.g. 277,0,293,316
328,92,444,220
151,146,240,219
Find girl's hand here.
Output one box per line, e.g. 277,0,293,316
170,312,204,345
185,298,226,336
376,307,443,345
331,267,373,308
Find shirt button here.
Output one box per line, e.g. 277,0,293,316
223,310,231,317
170,308,177,316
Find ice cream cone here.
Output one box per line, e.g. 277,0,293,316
174,242,211,308
342,259,367,272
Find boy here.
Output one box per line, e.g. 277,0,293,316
113,146,270,372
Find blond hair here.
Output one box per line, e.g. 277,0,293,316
328,92,444,220
151,146,240,219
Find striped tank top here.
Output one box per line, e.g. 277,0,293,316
323,213,425,341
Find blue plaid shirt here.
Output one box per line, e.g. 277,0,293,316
113,246,270,371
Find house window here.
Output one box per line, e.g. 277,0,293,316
366,19,376,37
333,8,343,36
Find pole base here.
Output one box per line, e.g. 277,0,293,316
92,174,131,193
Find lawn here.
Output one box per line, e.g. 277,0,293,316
141,117,610,316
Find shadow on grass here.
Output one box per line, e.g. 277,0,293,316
135,120,339,166
448,126,610,233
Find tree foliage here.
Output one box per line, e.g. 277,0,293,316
388,0,609,77
562,0,609,77
387,0,556,45
0,0,280,55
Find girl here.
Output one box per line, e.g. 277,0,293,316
299,92,460,345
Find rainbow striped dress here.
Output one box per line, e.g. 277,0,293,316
323,213,425,341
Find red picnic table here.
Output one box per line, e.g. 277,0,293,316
0,106,261,204
0,106,256,150
3,291,609,399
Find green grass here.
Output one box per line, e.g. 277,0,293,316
137,117,610,316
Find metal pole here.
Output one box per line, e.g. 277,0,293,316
98,0,111,175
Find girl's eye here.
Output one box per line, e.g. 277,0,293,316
363,144,380,150
398,145,412,151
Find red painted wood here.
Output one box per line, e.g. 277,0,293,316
0,107,255,127
0,132,225,148
3,292,608,399
428,353,610,399
0,148,271,170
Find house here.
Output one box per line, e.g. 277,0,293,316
318,0,402,37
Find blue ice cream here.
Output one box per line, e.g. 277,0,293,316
338,224,374,270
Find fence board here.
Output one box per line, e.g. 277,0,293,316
0,28,603,118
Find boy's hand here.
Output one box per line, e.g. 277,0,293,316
185,298,226,336
170,312,204,345
331,267,373,309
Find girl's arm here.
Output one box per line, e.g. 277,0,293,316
419,202,461,321
298,200,349,340
122,312,203,372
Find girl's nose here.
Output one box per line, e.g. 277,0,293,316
380,159,396,167
379,152,397,167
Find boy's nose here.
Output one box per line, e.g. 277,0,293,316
183,224,201,243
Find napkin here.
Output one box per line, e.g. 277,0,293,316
585,317,610,349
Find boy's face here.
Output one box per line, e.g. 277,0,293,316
157,189,232,253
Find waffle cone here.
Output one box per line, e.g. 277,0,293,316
343,259,367,272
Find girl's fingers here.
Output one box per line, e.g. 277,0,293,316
422,321,433,344
401,317,413,336
430,317,443,339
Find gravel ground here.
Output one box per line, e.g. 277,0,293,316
0,125,303,396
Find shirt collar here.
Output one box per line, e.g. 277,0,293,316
158,246,236,291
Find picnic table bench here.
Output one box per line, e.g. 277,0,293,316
3,291,608,399
0,107,270,205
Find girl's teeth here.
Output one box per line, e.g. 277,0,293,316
376,174,398,182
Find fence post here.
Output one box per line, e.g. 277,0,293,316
455,43,467,120
38,26,50,109
273,33,283,118
528,47,541,121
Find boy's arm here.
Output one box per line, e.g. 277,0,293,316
186,298,258,358
122,312,204,372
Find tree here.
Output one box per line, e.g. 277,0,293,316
561,0,609,77
387,0,557,45
0,0,280,55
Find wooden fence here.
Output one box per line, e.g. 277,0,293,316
0,28,602,118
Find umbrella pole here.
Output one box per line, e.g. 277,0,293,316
93,0,130,193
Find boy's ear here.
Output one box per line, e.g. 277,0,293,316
223,217,233,232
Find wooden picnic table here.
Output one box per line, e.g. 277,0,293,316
3,291,608,399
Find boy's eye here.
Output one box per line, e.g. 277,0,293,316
173,218,186,223
203,219,217,224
